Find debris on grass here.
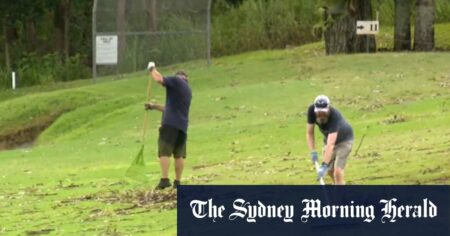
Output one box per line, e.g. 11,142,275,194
421,166,443,175
431,176,450,184
382,114,406,124
60,188,177,208
355,151,381,162
192,163,220,170
215,96,226,101
186,174,217,184
25,228,54,235
360,103,384,111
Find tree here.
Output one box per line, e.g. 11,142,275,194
414,0,435,51
1,17,15,71
394,0,412,51
54,0,71,60
117,0,127,65
0,0,45,70
322,0,376,54
145,0,157,32
354,0,376,52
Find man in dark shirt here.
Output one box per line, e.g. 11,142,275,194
145,62,192,190
306,95,353,185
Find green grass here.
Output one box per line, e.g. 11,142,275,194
0,42,449,235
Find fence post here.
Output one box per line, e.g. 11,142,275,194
206,0,212,66
12,71,16,90
92,0,98,83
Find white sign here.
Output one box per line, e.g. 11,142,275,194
96,35,118,65
356,21,379,35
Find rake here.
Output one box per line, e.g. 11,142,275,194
126,74,153,180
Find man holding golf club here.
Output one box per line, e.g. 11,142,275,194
306,95,353,185
145,62,192,190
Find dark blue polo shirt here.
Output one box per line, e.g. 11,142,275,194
162,76,192,133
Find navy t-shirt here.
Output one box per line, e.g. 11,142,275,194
307,105,354,144
162,76,192,133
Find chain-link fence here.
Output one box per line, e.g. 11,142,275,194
92,0,211,79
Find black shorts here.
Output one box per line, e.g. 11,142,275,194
158,125,187,158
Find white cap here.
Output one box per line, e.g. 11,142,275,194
314,95,330,112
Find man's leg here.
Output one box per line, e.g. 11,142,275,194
328,169,336,184
160,156,170,179
334,168,345,185
156,126,177,189
333,141,353,185
324,145,336,184
173,131,187,188
155,156,171,189
174,157,184,181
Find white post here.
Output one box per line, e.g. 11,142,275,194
12,71,16,90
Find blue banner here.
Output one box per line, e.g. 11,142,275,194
177,185,450,236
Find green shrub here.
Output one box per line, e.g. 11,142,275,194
1,53,90,88
54,54,90,82
212,0,319,56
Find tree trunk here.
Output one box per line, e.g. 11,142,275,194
145,0,157,32
54,2,64,56
324,0,375,54
3,18,11,70
414,0,435,51
64,0,71,59
394,0,412,51
324,14,357,54
117,0,127,66
355,0,376,53
54,0,70,60
26,20,37,52
3,17,16,71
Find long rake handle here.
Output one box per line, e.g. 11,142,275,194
141,75,153,143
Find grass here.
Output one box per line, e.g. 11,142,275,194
0,40,449,235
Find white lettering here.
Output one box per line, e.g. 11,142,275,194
229,199,294,223
190,199,225,222
301,199,375,223
380,198,437,223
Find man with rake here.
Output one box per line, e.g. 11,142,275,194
146,62,192,190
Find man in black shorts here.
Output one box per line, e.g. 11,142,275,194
145,62,192,190
306,95,354,185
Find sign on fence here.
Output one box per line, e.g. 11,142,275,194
95,35,118,65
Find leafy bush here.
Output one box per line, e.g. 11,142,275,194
54,54,90,82
1,53,90,88
212,0,319,56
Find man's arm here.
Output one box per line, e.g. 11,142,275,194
306,123,316,152
147,62,164,85
145,103,165,112
150,69,164,85
323,132,338,164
